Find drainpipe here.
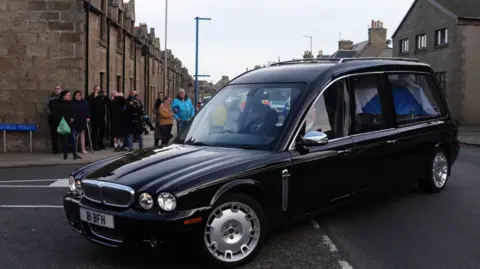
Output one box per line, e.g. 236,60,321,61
84,2,90,96
122,30,126,93
106,19,111,139
133,41,136,91
144,46,149,110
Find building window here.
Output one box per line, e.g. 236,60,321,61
100,0,106,42
435,28,448,46
435,72,447,96
130,38,135,56
118,10,123,26
100,72,105,91
416,34,427,50
117,28,123,50
400,39,409,53
117,75,122,92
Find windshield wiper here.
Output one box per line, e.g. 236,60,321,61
184,141,210,146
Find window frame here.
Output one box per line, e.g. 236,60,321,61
415,34,427,50
382,71,449,127
400,39,409,54
435,28,448,47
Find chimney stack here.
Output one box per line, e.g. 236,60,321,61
338,40,353,50
368,19,387,45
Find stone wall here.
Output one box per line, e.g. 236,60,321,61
0,0,194,152
0,0,85,151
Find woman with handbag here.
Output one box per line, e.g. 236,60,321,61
157,96,174,146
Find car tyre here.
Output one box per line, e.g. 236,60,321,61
419,148,450,193
201,192,267,268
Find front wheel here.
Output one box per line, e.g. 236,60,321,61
201,193,267,268
419,148,450,193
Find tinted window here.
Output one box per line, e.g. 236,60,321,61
177,83,304,150
302,79,350,139
387,73,446,124
350,74,385,134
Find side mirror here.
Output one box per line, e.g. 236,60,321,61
301,131,328,146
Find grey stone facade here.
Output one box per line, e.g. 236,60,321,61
392,0,480,126
0,0,194,152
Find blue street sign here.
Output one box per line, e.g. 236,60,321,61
0,124,37,131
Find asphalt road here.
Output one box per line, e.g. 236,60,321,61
0,145,479,269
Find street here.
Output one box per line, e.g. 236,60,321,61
1,145,479,269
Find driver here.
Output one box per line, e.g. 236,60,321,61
243,103,278,136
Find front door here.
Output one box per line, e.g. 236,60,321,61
286,78,357,216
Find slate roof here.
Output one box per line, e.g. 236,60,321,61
331,50,357,58
435,0,480,19
392,0,480,38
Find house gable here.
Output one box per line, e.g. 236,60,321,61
392,0,457,38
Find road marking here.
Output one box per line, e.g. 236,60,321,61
0,205,63,208
48,179,69,187
322,235,338,252
0,179,59,183
314,219,355,269
0,178,69,188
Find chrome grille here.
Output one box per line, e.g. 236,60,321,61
82,179,135,208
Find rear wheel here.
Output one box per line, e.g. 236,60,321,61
201,192,266,268
419,148,450,193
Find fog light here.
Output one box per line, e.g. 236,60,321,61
139,193,154,209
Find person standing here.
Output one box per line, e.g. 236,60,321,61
125,93,144,151
44,85,62,154
87,85,108,150
171,88,195,134
159,96,173,145
154,92,164,113
109,91,127,151
51,90,80,160
72,91,90,154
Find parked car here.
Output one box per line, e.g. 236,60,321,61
64,57,460,268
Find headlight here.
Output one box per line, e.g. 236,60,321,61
69,176,83,195
69,176,76,192
157,192,177,211
139,193,154,210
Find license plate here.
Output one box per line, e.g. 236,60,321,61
79,208,115,229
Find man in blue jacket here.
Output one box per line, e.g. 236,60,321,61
171,88,195,134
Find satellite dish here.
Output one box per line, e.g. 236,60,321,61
386,39,392,45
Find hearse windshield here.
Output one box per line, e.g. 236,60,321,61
177,83,304,150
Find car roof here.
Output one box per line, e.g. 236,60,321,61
229,58,433,85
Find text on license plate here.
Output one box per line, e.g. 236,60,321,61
79,208,115,229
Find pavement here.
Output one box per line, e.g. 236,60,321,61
0,144,479,269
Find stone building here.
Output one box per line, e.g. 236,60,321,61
0,0,193,152
331,20,393,58
392,0,480,126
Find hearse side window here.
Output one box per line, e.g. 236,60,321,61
386,73,447,124
350,74,386,134
304,79,350,139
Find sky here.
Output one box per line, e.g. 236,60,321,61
134,0,414,84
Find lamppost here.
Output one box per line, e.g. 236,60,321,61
303,35,313,53
164,0,168,96
194,16,211,106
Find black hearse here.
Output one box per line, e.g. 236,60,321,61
64,57,460,268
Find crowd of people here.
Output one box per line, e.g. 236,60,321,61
44,85,196,160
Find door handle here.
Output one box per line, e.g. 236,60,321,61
337,148,353,154
386,140,397,144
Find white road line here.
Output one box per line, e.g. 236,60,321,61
322,235,338,252
338,260,354,269
311,219,320,229
0,179,69,188
314,220,355,269
0,179,61,183
0,205,63,208
48,179,69,187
